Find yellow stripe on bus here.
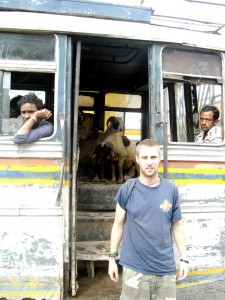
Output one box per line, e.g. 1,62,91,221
177,268,225,289
173,179,225,184
0,165,61,172
177,281,207,289
0,291,59,297
158,167,225,175
188,267,225,276
0,178,60,184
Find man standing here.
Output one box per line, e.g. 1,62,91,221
195,105,222,143
13,93,53,144
108,139,188,300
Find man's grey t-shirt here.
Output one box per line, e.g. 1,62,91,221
115,177,182,275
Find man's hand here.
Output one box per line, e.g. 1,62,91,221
177,261,189,280
108,259,119,283
34,109,52,120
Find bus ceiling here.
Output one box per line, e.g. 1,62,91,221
77,38,149,93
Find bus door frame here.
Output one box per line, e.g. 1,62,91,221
69,39,81,296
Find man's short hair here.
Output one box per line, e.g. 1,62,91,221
200,105,219,121
17,93,44,111
136,138,161,158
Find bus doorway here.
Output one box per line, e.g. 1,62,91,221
70,36,149,295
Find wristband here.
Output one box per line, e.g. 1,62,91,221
108,251,118,259
109,251,118,255
180,258,189,264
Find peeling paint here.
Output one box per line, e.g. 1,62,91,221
0,216,63,299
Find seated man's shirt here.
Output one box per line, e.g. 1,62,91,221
13,119,53,144
195,126,222,144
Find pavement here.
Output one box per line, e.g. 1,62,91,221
66,266,225,300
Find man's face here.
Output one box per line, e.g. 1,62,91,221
199,111,218,133
136,145,161,178
20,103,38,122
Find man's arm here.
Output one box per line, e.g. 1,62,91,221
172,220,189,280
16,109,52,135
13,121,53,144
108,202,126,283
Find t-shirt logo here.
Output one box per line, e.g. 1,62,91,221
160,199,172,212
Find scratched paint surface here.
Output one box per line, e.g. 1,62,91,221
0,216,63,299
0,158,62,207
175,212,225,270
0,158,64,299
157,161,224,285
0,158,225,295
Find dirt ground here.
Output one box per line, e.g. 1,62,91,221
66,266,225,300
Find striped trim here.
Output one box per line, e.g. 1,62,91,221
176,268,225,289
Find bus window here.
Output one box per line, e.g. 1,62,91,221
105,93,142,143
0,33,55,61
79,95,94,107
0,33,56,138
0,71,55,136
124,112,142,143
162,47,223,143
105,93,141,109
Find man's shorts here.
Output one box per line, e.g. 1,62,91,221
120,267,176,300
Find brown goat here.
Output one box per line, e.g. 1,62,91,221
78,111,95,141
78,116,126,178
93,132,138,183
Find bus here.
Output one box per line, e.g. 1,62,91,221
0,0,224,298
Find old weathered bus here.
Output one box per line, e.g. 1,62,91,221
0,0,224,298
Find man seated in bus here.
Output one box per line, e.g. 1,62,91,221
195,105,222,144
13,93,53,144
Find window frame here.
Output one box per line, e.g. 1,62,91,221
162,46,224,146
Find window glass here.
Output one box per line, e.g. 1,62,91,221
79,95,94,107
162,47,221,78
0,33,55,61
125,112,141,143
105,93,141,108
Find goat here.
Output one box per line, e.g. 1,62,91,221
92,132,138,183
78,111,95,141
106,116,124,133
78,115,127,180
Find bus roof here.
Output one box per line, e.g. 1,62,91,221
0,0,224,50
0,0,152,23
